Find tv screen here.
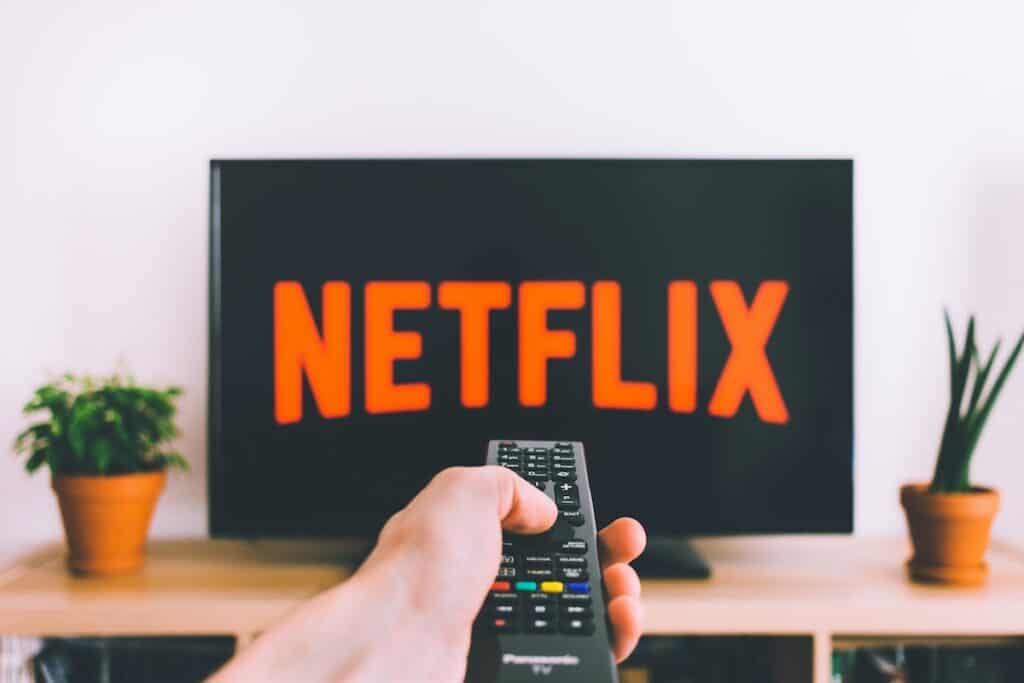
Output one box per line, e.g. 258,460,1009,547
209,159,852,538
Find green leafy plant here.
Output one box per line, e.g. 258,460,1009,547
931,312,1024,493
13,373,188,476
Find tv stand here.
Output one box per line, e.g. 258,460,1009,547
3,537,1024,683
631,537,711,579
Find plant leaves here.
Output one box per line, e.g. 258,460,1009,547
156,452,190,472
92,437,113,474
16,372,184,477
952,315,976,417
935,311,967,491
944,310,958,404
966,340,1000,420
25,448,48,473
965,330,1024,458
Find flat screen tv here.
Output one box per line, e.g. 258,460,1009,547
209,159,853,559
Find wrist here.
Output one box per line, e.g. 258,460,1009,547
358,527,474,651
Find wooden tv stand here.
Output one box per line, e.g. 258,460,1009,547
2,535,1023,683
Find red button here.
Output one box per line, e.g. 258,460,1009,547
493,618,507,627
491,581,511,592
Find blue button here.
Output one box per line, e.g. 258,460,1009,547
566,582,590,593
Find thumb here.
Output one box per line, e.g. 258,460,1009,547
488,465,558,534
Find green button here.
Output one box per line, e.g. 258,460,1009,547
515,581,538,592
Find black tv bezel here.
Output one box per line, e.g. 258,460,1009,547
207,158,854,539
209,161,226,537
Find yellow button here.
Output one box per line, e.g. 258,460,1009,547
540,581,564,593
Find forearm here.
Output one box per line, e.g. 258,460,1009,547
208,541,456,683
206,466,586,682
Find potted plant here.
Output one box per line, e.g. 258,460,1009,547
901,313,1024,585
13,373,187,575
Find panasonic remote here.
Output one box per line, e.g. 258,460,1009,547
465,440,618,683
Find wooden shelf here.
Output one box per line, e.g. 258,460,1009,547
2,535,1023,683
646,535,1024,636
0,539,358,637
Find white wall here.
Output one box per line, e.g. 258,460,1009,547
3,0,1023,563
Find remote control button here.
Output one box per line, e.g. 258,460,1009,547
524,469,548,482
527,618,556,634
528,603,554,616
531,480,546,491
552,470,577,482
566,582,590,593
497,456,521,467
559,593,591,605
552,462,576,471
560,605,593,619
500,463,520,474
527,447,549,456
492,603,518,616
560,618,595,635
491,591,518,602
556,497,580,512
555,484,579,500
498,441,517,449
490,617,518,633
524,567,555,580
524,555,553,566
554,442,572,449
540,581,564,593
560,539,587,554
556,555,586,567
514,581,537,592
561,510,584,526
559,567,588,582
497,567,517,579
527,592,554,603
491,582,512,592
501,554,516,566
551,454,575,464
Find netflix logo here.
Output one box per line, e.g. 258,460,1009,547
273,280,790,426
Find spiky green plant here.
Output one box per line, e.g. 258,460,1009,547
931,312,1024,493
13,373,188,476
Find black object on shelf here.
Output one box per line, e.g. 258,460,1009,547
34,637,235,683
630,537,712,579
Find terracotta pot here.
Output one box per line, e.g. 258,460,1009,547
52,470,166,576
900,483,1000,586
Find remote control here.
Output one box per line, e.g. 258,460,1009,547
465,440,618,683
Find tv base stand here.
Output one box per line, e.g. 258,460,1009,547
630,537,711,579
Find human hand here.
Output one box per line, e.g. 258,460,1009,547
209,465,645,682
373,466,646,662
